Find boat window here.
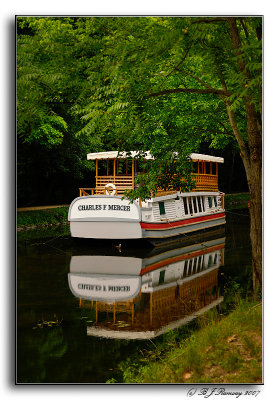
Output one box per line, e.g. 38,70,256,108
159,270,165,284
201,196,205,211
193,197,198,214
214,253,218,264
135,158,143,174
188,198,194,215
208,255,213,267
193,257,198,272
200,255,204,270
183,197,189,215
192,161,198,173
135,158,151,175
117,159,132,175
98,159,109,176
183,260,188,277
205,162,211,174
188,258,193,274
197,196,202,213
208,196,212,208
197,256,201,271
159,201,166,215
212,162,216,175
213,196,217,207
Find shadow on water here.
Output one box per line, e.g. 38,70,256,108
17,209,251,383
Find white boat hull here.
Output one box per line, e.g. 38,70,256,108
70,220,142,239
68,193,225,241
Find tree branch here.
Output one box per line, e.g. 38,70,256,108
226,17,251,80
225,101,250,170
199,110,234,135
178,68,221,92
149,87,230,97
158,46,192,88
193,128,235,137
240,18,249,39
191,18,227,24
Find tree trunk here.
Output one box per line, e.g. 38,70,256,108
226,101,262,295
246,159,262,294
226,18,262,296
245,103,262,295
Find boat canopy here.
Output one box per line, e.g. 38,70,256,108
190,153,224,163
87,151,224,163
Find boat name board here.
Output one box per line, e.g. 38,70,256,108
78,283,131,292
78,204,131,212
68,274,141,301
69,196,141,221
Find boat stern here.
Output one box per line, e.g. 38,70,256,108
68,195,142,239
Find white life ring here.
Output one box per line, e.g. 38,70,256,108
105,183,116,196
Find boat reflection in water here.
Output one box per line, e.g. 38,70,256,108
68,235,225,340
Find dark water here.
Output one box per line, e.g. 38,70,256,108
17,210,252,383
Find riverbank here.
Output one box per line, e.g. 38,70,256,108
17,207,69,230
17,193,250,229
225,192,250,210
116,299,262,384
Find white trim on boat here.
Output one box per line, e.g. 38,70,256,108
86,151,224,163
149,191,221,202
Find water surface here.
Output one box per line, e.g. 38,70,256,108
17,210,252,383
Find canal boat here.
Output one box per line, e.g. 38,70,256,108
68,151,225,242
68,236,225,339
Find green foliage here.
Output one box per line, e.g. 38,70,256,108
125,150,195,202
17,17,106,205
25,114,67,147
17,16,262,204
225,192,250,210
119,300,262,383
74,16,261,143
106,377,118,384
71,17,261,198
17,207,68,227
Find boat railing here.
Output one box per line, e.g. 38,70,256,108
191,173,218,192
79,188,96,196
79,173,219,197
96,175,134,194
79,176,134,196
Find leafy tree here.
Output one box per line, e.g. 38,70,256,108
17,17,262,292
76,17,262,292
17,17,104,204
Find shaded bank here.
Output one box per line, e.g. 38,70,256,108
17,207,69,230
116,300,262,384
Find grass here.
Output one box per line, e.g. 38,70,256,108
17,207,69,228
225,193,250,210
117,300,262,384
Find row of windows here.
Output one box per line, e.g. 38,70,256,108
192,161,217,175
158,196,218,216
183,196,218,215
156,252,219,285
183,253,219,277
97,159,218,176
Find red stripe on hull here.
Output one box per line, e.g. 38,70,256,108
140,212,225,231
140,244,225,275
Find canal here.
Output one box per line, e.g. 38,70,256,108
17,209,252,383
